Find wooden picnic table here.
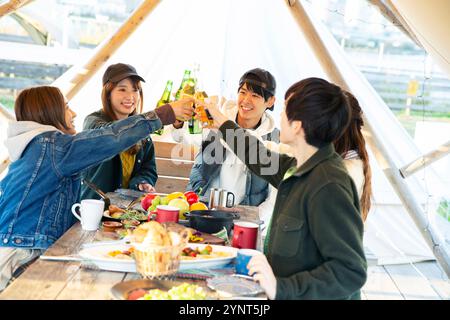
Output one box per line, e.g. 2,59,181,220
0,223,136,300
0,206,264,300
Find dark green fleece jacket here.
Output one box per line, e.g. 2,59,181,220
219,120,367,300
80,110,157,200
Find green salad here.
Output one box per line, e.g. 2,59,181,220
142,283,207,300
119,209,147,221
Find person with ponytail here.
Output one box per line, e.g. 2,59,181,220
204,77,367,300
334,91,372,222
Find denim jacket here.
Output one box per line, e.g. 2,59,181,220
0,112,162,249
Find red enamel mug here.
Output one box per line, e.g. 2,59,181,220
232,221,259,249
155,205,179,223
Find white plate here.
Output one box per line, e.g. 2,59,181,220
79,244,136,272
78,243,237,273
207,275,264,297
179,243,237,271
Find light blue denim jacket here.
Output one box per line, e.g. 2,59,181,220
0,112,162,249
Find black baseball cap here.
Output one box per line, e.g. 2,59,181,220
102,63,145,85
239,68,276,110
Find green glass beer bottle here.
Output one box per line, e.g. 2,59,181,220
175,70,191,100
180,77,200,134
154,80,173,135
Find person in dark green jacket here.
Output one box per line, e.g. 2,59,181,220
81,63,158,200
204,77,367,300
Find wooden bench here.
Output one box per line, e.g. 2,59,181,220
153,140,198,194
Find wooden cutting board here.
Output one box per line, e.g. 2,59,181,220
192,231,226,245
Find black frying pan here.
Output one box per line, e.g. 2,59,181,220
184,210,240,235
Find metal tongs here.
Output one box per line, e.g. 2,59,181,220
82,178,111,208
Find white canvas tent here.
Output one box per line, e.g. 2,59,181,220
1,0,449,275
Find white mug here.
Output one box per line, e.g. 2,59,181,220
71,199,104,231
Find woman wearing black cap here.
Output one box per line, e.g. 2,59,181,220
81,63,192,199
171,68,280,221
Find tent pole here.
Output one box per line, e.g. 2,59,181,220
400,140,450,178
0,0,33,18
285,0,450,278
0,102,14,121
63,0,162,100
368,0,422,47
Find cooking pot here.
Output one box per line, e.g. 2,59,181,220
184,210,240,235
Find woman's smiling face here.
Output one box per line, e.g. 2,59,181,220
64,100,77,135
110,78,141,119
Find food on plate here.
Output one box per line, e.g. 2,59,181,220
182,245,212,257
116,228,131,239
168,198,190,219
109,205,125,215
119,210,147,221
141,193,157,211
105,208,147,222
189,202,208,211
121,219,141,229
184,191,199,206
110,211,124,219
107,247,135,260
180,245,231,260
161,222,203,243
189,233,204,243
127,289,147,300
140,283,207,300
161,222,195,235
132,221,171,246
102,221,123,232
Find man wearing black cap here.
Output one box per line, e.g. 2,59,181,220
171,68,279,217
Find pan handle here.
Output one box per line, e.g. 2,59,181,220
183,212,192,219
